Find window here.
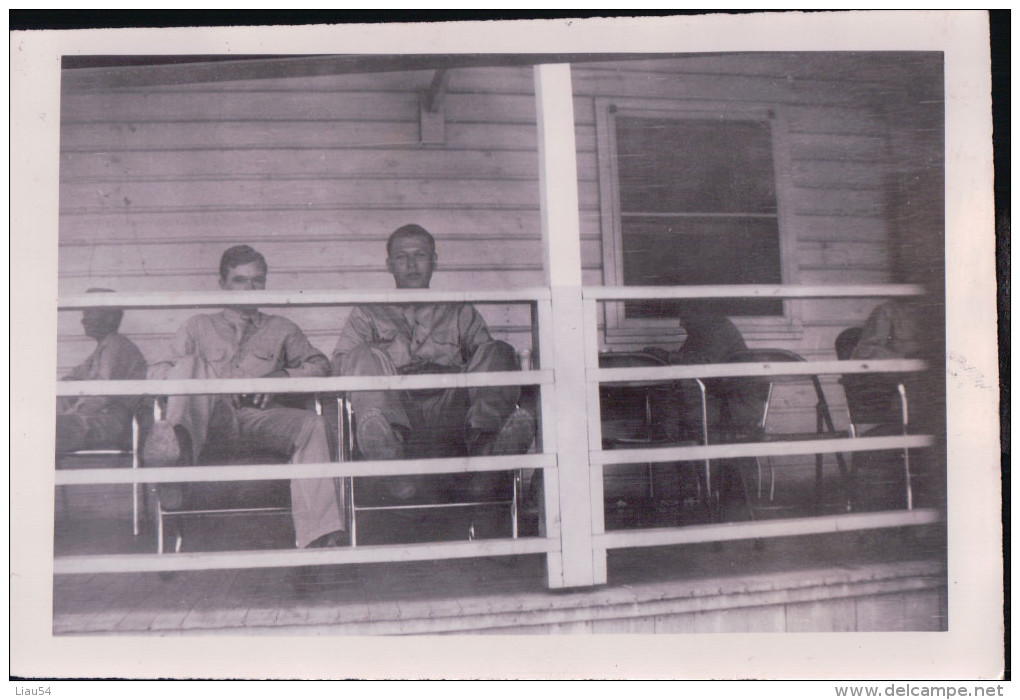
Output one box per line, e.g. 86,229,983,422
597,99,798,340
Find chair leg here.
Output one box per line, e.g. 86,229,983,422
157,501,165,555
131,414,141,536
347,478,358,547
903,447,913,511
511,470,520,539
132,484,141,537
57,484,71,525
814,452,825,515
736,460,758,522
755,457,763,500
897,384,914,510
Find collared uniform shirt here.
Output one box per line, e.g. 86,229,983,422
61,332,148,415
331,303,492,374
150,308,329,379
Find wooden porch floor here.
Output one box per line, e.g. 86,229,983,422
53,497,947,635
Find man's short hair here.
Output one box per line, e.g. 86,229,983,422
219,245,267,280
386,224,436,257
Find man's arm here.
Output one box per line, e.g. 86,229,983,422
61,337,142,414
280,323,330,378
147,320,197,380
458,304,493,361
330,307,374,375
62,357,90,382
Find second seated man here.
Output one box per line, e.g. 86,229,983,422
331,224,534,503
56,288,148,454
143,245,346,549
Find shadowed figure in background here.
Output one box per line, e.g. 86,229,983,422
643,313,759,513
851,300,924,362
143,245,346,550
645,313,753,443
846,299,942,509
331,224,535,504
56,288,147,453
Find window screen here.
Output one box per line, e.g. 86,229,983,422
615,116,783,318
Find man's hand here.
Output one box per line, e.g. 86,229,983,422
234,369,289,409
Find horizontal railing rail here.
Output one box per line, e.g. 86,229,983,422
593,359,926,384
595,509,942,550
583,283,927,300
591,435,934,466
55,452,557,486
56,370,552,398
58,287,552,310
55,537,557,574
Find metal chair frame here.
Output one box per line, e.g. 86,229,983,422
336,395,524,547
835,327,913,511
152,398,322,555
715,348,850,515
56,412,144,536
597,351,708,506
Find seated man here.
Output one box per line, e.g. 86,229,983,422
331,224,534,502
643,313,754,514
645,312,750,443
851,299,924,361
143,245,345,550
849,299,939,435
56,288,147,453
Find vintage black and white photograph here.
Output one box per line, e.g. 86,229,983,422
11,12,1001,680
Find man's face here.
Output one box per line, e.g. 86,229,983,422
81,308,120,340
219,260,267,313
387,235,436,289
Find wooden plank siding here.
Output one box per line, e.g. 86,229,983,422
57,54,927,430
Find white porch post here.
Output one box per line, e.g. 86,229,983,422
534,63,605,587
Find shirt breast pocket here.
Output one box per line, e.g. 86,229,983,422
201,347,229,364
241,346,279,376
429,326,464,365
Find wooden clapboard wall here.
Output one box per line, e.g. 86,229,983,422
58,63,552,375
57,53,943,444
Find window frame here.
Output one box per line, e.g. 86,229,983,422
595,97,803,345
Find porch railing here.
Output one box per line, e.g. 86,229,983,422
582,285,939,573
54,283,941,588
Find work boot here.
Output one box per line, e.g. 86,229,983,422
356,409,416,502
491,407,536,456
292,530,351,597
142,420,180,466
143,422,191,510
466,407,536,457
355,409,404,460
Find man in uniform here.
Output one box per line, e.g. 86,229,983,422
143,245,345,549
332,224,534,502
56,288,147,453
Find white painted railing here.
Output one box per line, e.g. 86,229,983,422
580,285,940,570
53,284,941,587
54,289,564,577
50,62,943,591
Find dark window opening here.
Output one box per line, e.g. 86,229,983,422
615,116,783,318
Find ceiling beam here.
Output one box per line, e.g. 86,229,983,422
61,52,679,92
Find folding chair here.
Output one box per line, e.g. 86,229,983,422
151,397,327,555
336,395,525,547
56,411,146,536
835,327,913,511
714,349,850,516
597,351,708,514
